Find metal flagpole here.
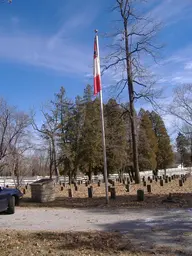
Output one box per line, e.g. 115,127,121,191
95,30,109,204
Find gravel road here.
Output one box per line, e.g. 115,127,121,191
1,207,192,253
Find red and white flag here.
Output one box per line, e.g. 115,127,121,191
93,35,102,95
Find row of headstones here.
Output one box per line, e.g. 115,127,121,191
59,176,135,187
58,173,189,197
21,173,189,195
61,185,117,199
59,184,146,201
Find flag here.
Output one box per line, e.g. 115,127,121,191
93,35,101,95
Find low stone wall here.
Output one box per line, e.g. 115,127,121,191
30,179,55,203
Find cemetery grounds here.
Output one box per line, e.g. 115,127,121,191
0,174,192,256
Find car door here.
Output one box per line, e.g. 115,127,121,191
0,193,8,212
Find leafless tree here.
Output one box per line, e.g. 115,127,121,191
31,108,60,180
102,0,162,183
0,98,30,172
169,84,192,128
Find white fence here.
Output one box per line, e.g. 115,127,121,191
0,167,191,187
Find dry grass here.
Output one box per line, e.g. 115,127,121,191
19,176,192,209
0,230,188,256
2,176,191,256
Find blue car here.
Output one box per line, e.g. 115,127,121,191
0,187,23,214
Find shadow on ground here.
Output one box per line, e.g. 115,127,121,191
91,208,192,256
19,192,192,209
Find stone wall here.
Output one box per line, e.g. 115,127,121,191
30,179,55,203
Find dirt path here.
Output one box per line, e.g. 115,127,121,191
1,207,192,254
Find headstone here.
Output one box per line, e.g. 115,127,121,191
126,184,130,192
68,188,73,198
147,184,151,193
110,187,116,199
137,189,144,201
88,186,93,198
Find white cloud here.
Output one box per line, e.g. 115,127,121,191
146,0,192,26
0,34,91,75
0,3,100,76
184,62,192,70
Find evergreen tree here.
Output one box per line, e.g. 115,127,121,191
50,86,74,181
138,110,158,171
79,85,102,180
150,111,174,174
176,132,190,167
105,99,128,175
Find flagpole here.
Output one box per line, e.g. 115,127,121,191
95,30,109,204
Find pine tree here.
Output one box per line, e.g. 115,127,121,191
176,132,190,167
150,111,174,175
138,110,158,171
79,85,102,180
105,99,128,175
51,86,74,181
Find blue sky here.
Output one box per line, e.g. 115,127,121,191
0,0,192,134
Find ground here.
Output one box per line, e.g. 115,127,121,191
0,175,191,256
20,175,192,208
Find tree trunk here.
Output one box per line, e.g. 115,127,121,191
49,142,53,179
88,165,92,181
51,137,60,180
124,22,141,184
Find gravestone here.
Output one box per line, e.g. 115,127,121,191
147,184,151,193
137,189,144,201
68,188,73,197
88,186,93,198
110,187,116,199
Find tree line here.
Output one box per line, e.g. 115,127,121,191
0,84,191,185
32,85,174,182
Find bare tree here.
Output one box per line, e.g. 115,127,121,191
31,109,60,180
102,0,161,183
169,84,192,128
0,98,30,171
